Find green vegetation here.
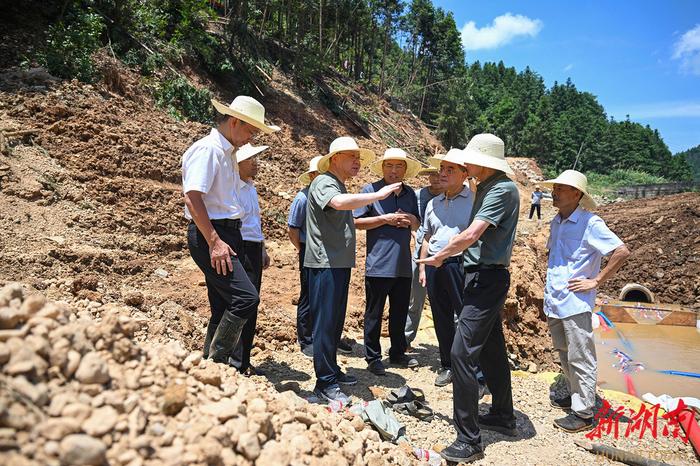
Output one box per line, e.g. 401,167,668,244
584,170,669,196
30,0,694,181
674,145,700,181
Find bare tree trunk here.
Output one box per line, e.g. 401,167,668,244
319,0,323,54
419,61,433,120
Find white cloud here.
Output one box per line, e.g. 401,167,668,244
460,13,543,51
672,24,700,75
613,101,700,119
563,63,574,72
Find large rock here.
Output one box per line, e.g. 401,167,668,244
0,306,28,329
59,434,106,466
74,352,110,384
201,399,240,422
82,405,118,436
0,283,23,307
20,294,46,315
162,382,187,415
236,432,260,461
36,418,81,440
191,364,221,386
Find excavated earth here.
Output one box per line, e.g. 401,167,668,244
1,60,698,465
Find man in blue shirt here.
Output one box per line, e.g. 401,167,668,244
542,170,630,433
354,148,421,376
404,166,443,349
418,149,473,387
288,156,322,359
529,185,543,220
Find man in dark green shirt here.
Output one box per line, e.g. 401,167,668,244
305,137,401,405
418,133,520,464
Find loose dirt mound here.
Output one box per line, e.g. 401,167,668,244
596,192,700,308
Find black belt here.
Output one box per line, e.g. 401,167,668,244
464,264,506,273
443,256,462,264
207,218,242,229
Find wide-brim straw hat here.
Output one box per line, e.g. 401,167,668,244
369,148,423,179
428,152,446,168
212,96,281,134
298,155,323,185
317,136,375,173
541,169,597,210
417,166,438,176
433,148,468,168
235,143,268,163
462,133,514,175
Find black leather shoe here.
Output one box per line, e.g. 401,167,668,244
367,359,386,376
554,413,593,433
478,413,517,437
550,395,572,410
389,354,419,368
440,440,484,463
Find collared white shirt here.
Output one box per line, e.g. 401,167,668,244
239,180,264,242
544,207,623,319
181,128,243,220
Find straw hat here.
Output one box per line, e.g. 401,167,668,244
461,133,514,175
417,166,438,176
541,169,597,210
317,136,375,173
212,96,281,134
369,148,422,179
298,155,323,185
235,143,268,163
428,151,446,168
433,148,468,168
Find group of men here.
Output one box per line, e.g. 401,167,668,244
181,95,630,464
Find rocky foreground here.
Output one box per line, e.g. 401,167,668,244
0,283,418,466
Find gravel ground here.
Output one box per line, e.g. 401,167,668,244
255,331,699,466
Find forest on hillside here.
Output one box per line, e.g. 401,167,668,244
13,0,695,182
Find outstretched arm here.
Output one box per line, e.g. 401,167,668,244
416,219,490,268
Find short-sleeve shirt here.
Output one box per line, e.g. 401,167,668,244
544,207,623,319
304,173,355,268
353,180,419,278
239,181,263,242
287,187,309,244
415,187,441,253
531,191,544,205
182,129,244,220
423,185,474,256
463,173,520,268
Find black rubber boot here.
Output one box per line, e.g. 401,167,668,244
209,313,247,363
202,319,218,359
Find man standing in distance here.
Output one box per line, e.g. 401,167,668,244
529,185,543,220
183,96,279,365
542,170,630,433
287,156,322,359
354,148,421,376
305,137,402,404
404,165,443,349
229,143,271,376
418,134,519,464
418,148,474,387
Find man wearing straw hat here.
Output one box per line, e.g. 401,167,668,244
354,148,422,375
183,96,279,366
418,133,519,463
541,169,630,433
418,148,474,387
228,143,271,376
288,156,322,359
306,137,402,404
404,165,443,349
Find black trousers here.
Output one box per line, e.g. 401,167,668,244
529,203,541,219
309,268,350,389
363,276,411,363
425,259,464,369
187,222,259,360
296,243,313,349
452,268,513,445
230,240,263,371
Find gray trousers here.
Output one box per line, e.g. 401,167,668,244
547,313,597,418
404,255,428,345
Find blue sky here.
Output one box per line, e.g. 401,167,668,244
432,0,700,154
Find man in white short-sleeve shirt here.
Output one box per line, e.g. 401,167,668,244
182,96,279,366
542,170,630,433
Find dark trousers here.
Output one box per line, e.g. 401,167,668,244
452,268,513,445
187,222,259,359
363,276,411,363
230,240,263,371
529,203,541,219
296,243,313,349
425,259,464,368
308,268,350,389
